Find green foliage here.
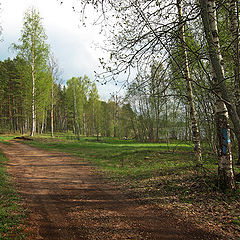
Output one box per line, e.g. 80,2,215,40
11,7,50,135
14,7,49,67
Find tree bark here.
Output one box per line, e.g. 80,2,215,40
51,74,54,137
30,15,36,137
229,0,240,165
8,79,12,132
177,0,202,164
113,95,118,138
73,83,80,140
83,101,86,136
199,0,235,191
31,49,36,136
229,0,240,113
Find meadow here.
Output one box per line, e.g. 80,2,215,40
0,134,240,238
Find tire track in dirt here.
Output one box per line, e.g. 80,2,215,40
0,141,225,239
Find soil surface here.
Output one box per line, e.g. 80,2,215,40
0,141,226,239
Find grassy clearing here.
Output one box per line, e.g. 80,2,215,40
2,134,240,238
27,135,196,178
0,150,25,240
24,134,240,238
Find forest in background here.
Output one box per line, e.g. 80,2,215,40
1,1,240,192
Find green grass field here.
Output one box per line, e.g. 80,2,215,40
27,135,201,177
0,150,25,240
0,134,239,237
25,134,240,200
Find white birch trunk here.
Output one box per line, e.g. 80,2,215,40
31,41,36,136
229,0,240,112
177,0,202,164
199,0,235,190
229,0,240,165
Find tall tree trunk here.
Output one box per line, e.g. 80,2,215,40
92,103,95,136
83,101,86,136
51,74,54,137
229,0,240,114
31,31,36,136
41,119,44,134
229,0,240,165
13,96,18,133
199,0,235,191
113,95,118,138
8,80,12,132
31,62,36,136
177,0,202,164
73,84,80,140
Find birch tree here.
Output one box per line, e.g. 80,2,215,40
228,0,240,165
13,7,49,136
48,53,61,137
87,83,100,137
199,0,235,191
177,0,202,164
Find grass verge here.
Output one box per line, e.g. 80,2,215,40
0,149,25,239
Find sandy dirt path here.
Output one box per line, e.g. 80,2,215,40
0,141,224,239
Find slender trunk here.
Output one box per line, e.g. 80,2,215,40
30,29,36,136
73,84,80,140
8,81,12,132
92,103,95,136
199,0,235,191
51,74,54,137
31,63,36,136
13,96,18,132
229,0,240,113
37,121,40,135
59,104,62,131
177,0,202,164
83,101,86,135
113,95,118,138
41,120,44,134
130,117,137,139
229,0,240,165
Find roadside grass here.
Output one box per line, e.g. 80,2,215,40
0,150,25,240
0,135,17,144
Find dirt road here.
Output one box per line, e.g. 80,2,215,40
0,141,224,239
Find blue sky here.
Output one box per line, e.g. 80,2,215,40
0,0,122,100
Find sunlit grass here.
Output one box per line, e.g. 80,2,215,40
0,135,16,143
26,135,201,180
